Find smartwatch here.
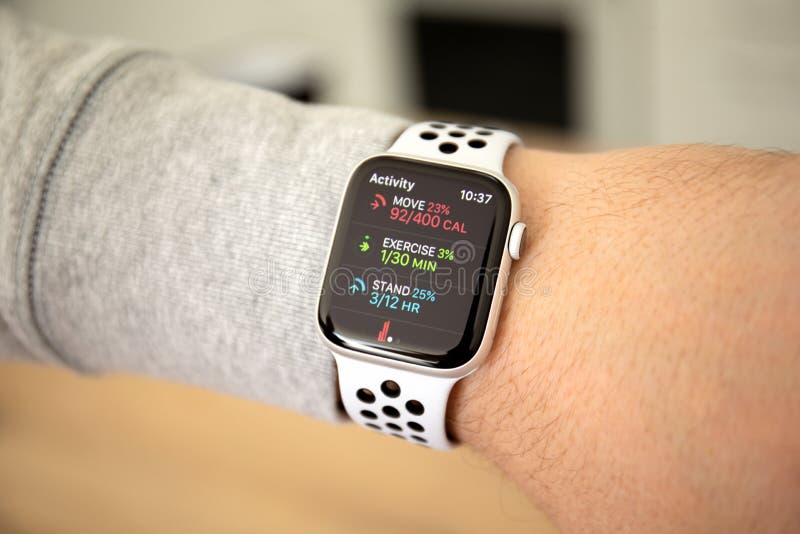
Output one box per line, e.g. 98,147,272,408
317,121,526,450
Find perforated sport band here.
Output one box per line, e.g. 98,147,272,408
335,121,519,450
335,355,458,449
387,121,520,175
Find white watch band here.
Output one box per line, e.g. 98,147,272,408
335,354,458,450
335,121,520,450
387,121,521,175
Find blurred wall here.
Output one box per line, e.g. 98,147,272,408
10,0,800,150
651,0,800,150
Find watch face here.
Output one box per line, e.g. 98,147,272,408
317,155,512,369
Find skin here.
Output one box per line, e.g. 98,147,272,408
449,145,800,532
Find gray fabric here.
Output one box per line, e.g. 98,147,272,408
0,315,32,360
0,9,409,421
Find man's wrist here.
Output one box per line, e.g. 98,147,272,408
448,146,567,448
448,144,800,531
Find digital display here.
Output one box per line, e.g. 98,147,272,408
318,155,511,369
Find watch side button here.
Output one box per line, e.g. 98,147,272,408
508,221,527,261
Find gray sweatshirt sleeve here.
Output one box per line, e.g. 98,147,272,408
0,9,409,421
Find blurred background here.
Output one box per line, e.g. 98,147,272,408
1,0,798,533
7,0,800,150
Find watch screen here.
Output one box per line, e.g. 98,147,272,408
317,155,511,369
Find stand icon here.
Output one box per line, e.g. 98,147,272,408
349,277,366,294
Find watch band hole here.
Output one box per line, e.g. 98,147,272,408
419,131,438,140
356,388,376,403
382,405,400,418
405,400,425,416
386,422,402,431
476,130,493,136
411,435,428,443
407,421,424,432
448,130,465,138
429,122,446,129
468,139,487,149
391,433,406,439
456,124,473,129
381,380,401,397
439,142,458,154
365,423,381,430
360,409,378,420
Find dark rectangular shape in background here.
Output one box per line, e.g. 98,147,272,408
411,12,573,130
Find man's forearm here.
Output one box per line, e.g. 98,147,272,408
452,146,800,531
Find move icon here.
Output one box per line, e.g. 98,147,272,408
370,193,387,211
